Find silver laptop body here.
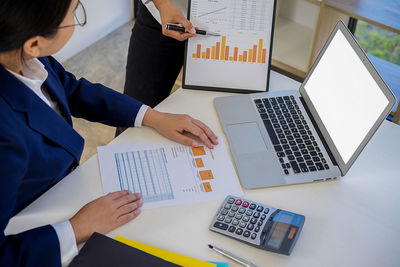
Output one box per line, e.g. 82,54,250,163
214,21,396,189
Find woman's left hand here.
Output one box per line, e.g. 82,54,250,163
142,109,218,149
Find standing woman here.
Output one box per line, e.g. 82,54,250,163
0,0,218,266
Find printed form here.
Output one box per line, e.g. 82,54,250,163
97,137,243,209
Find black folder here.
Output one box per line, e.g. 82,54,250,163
69,232,180,267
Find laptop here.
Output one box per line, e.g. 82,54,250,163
214,21,396,189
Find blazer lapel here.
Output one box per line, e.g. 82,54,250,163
0,66,84,163
27,96,84,163
43,69,73,125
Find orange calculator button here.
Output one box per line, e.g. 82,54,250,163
288,227,297,239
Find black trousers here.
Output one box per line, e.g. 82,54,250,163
116,1,185,136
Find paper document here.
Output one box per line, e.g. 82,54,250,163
97,136,243,209
184,0,275,91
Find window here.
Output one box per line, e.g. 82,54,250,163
354,20,400,66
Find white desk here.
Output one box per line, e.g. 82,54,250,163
6,71,400,267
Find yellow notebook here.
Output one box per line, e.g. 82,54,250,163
115,236,216,267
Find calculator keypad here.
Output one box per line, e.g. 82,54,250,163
211,196,276,245
211,196,305,256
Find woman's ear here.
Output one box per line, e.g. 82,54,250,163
23,36,42,59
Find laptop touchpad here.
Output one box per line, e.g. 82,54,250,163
226,122,284,189
227,122,269,154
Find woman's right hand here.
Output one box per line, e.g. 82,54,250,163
69,190,143,243
153,0,197,41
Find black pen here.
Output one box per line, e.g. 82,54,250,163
166,23,220,36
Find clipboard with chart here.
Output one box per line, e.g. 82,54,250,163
183,0,277,93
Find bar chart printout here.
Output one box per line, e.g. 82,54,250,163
192,36,267,64
184,0,275,91
97,138,243,210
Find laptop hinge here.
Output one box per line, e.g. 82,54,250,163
299,97,338,167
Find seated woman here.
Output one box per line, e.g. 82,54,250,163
0,0,218,266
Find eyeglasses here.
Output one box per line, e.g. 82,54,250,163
58,0,87,29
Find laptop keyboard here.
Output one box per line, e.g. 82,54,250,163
254,96,330,175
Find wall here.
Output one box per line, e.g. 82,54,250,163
54,0,133,62
277,0,319,28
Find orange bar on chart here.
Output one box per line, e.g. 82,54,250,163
202,52,206,59
192,53,196,58
196,44,201,58
216,42,220,60
206,48,210,59
252,45,257,62
199,170,214,180
192,146,206,156
262,49,267,63
225,46,229,61
243,51,248,62
195,158,204,168
239,55,243,62
211,46,216,59
234,47,238,61
203,182,212,192
248,49,253,63
221,36,226,60
258,39,263,63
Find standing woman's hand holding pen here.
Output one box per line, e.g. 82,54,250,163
151,0,197,41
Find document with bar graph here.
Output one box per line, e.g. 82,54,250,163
97,137,243,209
183,0,276,92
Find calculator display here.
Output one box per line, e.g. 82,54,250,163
267,221,291,249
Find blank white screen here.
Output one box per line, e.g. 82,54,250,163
304,30,389,164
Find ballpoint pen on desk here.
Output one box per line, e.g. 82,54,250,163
166,23,221,36
208,244,258,267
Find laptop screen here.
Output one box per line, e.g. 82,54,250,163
302,28,391,165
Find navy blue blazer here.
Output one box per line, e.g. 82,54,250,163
0,57,143,266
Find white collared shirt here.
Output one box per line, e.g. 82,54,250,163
7,58,148,265
9,58,64,117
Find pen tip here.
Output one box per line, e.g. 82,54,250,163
208,244,213,249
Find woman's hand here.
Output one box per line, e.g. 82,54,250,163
153,0,196,41
69,191,143,243
142,109,218,149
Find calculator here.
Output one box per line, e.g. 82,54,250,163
209,196,305,255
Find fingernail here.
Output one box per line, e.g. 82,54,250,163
139,200,144,205
190,27,196,34
192,141,198,147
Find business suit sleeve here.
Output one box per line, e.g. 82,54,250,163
45,56,144,127
0,113,61,267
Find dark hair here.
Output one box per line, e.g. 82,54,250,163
0,0,73,53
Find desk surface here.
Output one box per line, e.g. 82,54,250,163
6,71,400,267
325,0,400,34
